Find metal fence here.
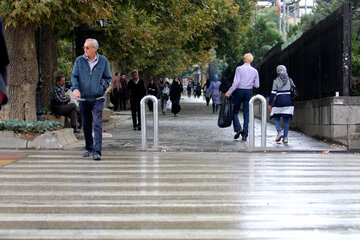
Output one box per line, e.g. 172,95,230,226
256,3,352,100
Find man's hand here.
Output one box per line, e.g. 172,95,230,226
224,93,230,98
67,95,71,102
73,90,81,98
268,105,272,111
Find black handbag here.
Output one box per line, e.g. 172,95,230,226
218,97,233,128
290,86,298,99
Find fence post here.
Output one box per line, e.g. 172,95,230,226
140,95,159,148
249,94,267,149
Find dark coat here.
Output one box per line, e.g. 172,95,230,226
128,79,146,102
0,17,9,109
169,81,183,114
169,81,183,104
147,82,158,97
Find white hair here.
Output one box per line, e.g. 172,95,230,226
86,38,99,49
131,69,138,75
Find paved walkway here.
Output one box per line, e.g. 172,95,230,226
68,96,345,152
0,151,359,239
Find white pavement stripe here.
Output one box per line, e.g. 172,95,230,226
2,172,360,177
0,229,358,240
0,202,359,209
2,191,360,199
2,182,360,191
1,213,360,224
6,163,360,170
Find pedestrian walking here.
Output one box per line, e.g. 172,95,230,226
187,83,192,98
128,69,146,130
161,81,170,115
147,79,158,112
193,83,197,98
268,65,296,144
225,53,259,141
111,72,121,111
169,76,183,117
71,38,112,161
196,82,202,98
209,75,221,113
119,73,128,111
204,79,211,106
158,77,166,115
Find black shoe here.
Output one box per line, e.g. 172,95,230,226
234,130,243,140
93,152,101,161
73,127,80,134
83,150,91,157
138,126,141,130
242,135,247,141
133,126,137,130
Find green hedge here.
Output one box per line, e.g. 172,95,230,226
0,119,64,133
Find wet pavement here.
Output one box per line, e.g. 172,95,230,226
0,151,359,239
67,97,346,152
0,96,357,240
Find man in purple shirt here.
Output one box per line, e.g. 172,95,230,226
225,53,259,141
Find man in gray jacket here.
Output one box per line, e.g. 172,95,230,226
71,38,111,161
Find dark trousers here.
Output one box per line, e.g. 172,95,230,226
130,99,141,127
112,89,121,111
52,103,78,128
232,89,253,136
161,94,168,114
79,98,104,155
119,93,127,110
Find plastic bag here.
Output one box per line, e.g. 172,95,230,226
218,97,233,128
166,100,172,109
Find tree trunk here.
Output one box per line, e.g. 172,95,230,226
40,25,58,110
0,23,38,121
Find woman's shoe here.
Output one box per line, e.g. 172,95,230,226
283,137,288,144
276,132,284,142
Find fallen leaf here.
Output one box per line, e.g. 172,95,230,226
322,150,330,154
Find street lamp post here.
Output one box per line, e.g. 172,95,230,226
283,0,286,41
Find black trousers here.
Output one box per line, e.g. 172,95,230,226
52,103,78,128
112,89,121,111
119,93,127,110
130,99,141,127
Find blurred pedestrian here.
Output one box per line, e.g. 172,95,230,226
209,75,221,113
196,82,201,98
169,76,183,117
203,79,211,106
193,83,197,98
225,53,259,141
71,38,112,161
128,69,146,130
158,77,167,115
161,81,170,115
112,72,121,111
187,83,192,98
147,79,158,112
119,73,128,110
268,65,296,144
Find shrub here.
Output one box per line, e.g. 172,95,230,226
0,119,64,133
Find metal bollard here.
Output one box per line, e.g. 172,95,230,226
249,94,267,149
140,95,159,148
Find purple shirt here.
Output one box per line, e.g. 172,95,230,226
226,63,260,95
